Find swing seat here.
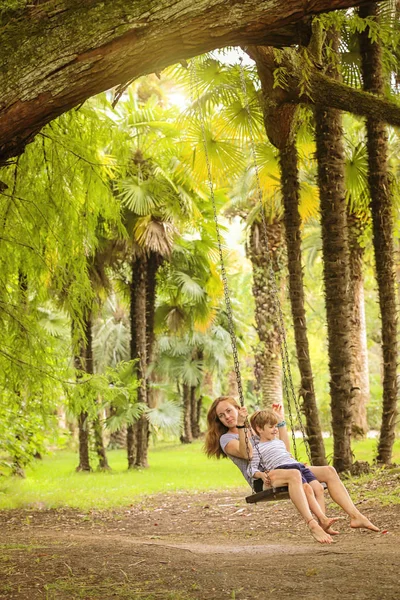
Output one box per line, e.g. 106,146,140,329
245,486,290,504
245,479,328,504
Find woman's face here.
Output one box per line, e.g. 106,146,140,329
216,400,238,429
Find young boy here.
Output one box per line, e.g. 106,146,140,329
249,407,339,535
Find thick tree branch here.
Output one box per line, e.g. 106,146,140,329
249,45,400,135
299,71,400,126
0,0,376,163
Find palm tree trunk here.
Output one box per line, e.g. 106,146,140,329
73,317,92,473
314,30,354,472
76,411,91,472
347,212,369,438
248,220,283,407
251,43,326,463
190,385,201,439
359,4,398,463
80,310,110,471
133,255,149,468
279,141,327,465
93,409,110,470
181,383,192,444
127,258,140,469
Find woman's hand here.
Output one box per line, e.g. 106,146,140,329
272,402,284,421
237,406,248,426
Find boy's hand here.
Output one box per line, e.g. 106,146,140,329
256,471,272,486
272,402,284,420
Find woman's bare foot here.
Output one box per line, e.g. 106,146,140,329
319,516,340,535
307,518,333,544
350,514,379,532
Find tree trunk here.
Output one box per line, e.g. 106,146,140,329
347,213,369,439
248,220,284,407
314,31,354,473
146,251,161,410
227,370,239,397
127,257,140,468
93,408,111,470
73,315,93,473
126,424,136,469
76,411,91,472
81,309,110,471
133,255,149,468
359,4,398,463
108,425,127,449
279,141,327,465
181,383,193,444
249,44,326,464
190,386,201,439
0,0,371,163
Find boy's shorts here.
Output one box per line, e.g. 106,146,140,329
276,462,317,484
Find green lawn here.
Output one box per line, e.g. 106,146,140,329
0,437,399,510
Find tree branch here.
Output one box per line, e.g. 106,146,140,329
0,0,376,163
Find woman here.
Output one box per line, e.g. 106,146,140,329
205,396,379,543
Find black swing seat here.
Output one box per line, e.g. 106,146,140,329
245,480,328,504
246,486,290,504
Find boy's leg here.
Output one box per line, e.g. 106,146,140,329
269,469,332,544
308,480,340,535
309,465,379,532
308,478,325,513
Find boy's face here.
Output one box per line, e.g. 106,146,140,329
258,422,278,441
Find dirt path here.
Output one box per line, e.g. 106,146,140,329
0,489,399,600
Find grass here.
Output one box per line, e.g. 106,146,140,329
0,437,399,510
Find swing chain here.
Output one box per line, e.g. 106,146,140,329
238,56,312,465
190,59,255,487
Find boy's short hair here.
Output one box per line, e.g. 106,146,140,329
250,409,280,434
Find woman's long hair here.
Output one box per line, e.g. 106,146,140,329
204,396,241,459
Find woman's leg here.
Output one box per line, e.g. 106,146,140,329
269,469,332,544
309,465,379,532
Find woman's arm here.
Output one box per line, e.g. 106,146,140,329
224,427,253,459
224,406,253,459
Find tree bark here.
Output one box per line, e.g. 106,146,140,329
76,411,91,472
314,30,354,473
181,383,193,444
347,213,369,439
73,315,93,473
190,385,201,439
249,44,327,466
0,0,379,163
93,408,111,470
127,257,140,469
248,220,284,407
133,255,149,468
279,141,327,465
359,4,398,464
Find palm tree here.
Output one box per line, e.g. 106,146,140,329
314,28,354,472
112,86,201,466
154,228,228,441
359,3,398,463
343,128,370,438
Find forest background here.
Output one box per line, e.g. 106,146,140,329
0,2,399,490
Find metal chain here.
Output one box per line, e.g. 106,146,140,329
190,59,257,489
238,56,312,465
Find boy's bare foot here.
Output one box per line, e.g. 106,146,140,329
319,516,340,535
350,514,379,532
307,518,333,544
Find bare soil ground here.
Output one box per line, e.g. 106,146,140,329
0,483,399,600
